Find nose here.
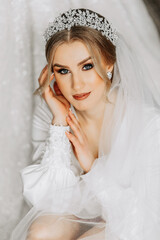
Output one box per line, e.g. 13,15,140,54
71,72,85,92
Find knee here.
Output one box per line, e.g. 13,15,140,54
27,223,49,240
27,220,68,240
27,215,80,240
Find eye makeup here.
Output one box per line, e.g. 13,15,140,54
55,62,94,75
83,63,94,70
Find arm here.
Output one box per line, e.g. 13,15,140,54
21,99,82,207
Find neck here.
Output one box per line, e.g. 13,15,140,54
75,100,106,127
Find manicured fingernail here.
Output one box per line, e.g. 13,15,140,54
65,131,70,135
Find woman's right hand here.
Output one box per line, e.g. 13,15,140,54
38,65,71,126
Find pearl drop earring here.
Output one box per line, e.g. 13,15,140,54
107,71,112,80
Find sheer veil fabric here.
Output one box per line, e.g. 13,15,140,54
69,0,160,81
0,0,159,239
11,31,160,240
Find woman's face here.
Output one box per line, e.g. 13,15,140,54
52,40,109,111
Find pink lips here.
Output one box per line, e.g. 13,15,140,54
73,92,91,100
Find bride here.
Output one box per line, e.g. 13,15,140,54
11,8,160,240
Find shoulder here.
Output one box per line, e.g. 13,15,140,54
32,97,53,141
144,107,160,132
142,106,160,148
32,97,53,130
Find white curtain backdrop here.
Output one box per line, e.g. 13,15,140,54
0,1,33,239
0,0,159,239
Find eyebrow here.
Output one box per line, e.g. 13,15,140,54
52,56,92,68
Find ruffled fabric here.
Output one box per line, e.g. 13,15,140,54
21,124,79,207
10,99,160,240
10,29,160,239
77,106,160,240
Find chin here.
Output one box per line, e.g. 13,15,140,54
71,100,93,111
74,106,88,111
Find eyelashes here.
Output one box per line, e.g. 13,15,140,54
57,63,94,75
58,68,68,75
83,63,94,71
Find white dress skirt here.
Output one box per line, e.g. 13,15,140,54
10,95,160,240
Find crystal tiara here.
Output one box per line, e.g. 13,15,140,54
43,8,118,46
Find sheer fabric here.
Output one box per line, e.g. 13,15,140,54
11,33,160,239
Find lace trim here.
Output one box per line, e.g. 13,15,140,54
41,124,72,168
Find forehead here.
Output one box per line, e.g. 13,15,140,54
53,41,91,63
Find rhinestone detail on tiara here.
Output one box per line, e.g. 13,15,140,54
43,9,118,46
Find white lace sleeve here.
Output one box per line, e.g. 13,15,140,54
21,124,79,207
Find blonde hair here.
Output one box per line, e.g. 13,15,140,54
34,17,116,99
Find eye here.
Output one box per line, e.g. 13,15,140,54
83,63,94,70
57,68,69,75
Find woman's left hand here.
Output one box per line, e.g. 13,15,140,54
65,109,95,173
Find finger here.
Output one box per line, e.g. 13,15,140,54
41,74,55,100
39,69,54,87
65,131,81,149
38,65,48,81
41,64,48,75
38,68,47,86
38,64,54,85
66,116,83,143
53,81,63,96
55,95,70,109
43,64,48,73
50,73,55,84
68,110,81,129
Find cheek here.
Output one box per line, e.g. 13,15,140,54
89,71,105,89
54,74,69,92
55,71,105,95
88,72,106,97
